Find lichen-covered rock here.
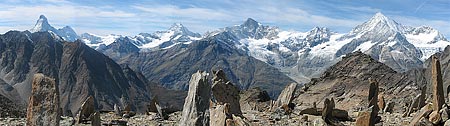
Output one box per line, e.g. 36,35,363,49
26,73,60,126
179,71,210,126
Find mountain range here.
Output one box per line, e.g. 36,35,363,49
14,13,450,98
72,13,449,84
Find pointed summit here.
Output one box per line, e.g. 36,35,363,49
242,18,260,28
31,15,56,33
349,12,405,34
167,23,200,37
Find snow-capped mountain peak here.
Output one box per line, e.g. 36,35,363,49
350,12,405,35
167,23,201,37
29,15,78,41
30,15,55,32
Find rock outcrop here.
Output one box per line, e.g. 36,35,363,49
179,71,210,126
26,74,60,126
211,69,242,115
76,96,95,124
431,56,445,112
239,87,271,112
210,103,229,126
274,83,297,108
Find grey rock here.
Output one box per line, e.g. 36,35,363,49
76,96,94,124
179,71,210,126
410,104,433,126
274,83,297,108
210,103,229,126
211,69,242,116
91,112,101,126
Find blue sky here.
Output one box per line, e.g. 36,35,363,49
0,0,449,36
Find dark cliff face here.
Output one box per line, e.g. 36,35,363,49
294,51,426,113
0,31,150,115
118,32,296,98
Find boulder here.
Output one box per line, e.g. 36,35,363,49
383,101,394,113
429,111,441,124
368,79,379,109
440,105,449,123
211,69,242,115
355,111,372,126
274,83,297,108
322,98,334,121
406,94,422,116
409,104,433,126
114,104,121,115
26,74,60,126
76,96,95,124
431,56,445,112
91,111,101,126
179,71,211,126
210,104,229,126
356,105,380,126
445,119,450,126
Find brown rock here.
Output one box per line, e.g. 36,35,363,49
410,103,433,126
232,114,250,126
91,111,101,126
355,111,372,126
211,69,242,115
431,55,445,112
26,74,60,126
76,96,95,124
274,83,297,108
180,71,211,126
429,111,441,124
377,93,385,111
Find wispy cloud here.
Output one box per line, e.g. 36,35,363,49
0,0,448,37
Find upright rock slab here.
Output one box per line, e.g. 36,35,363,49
211,69,242,115
431,56,445,112
76,96,95,124
26,74,61,126
275,83,297,108
179,71,210,126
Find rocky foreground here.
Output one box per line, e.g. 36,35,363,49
3,51,450,126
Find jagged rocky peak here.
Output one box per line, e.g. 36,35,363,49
167,23,201,37
305,27,333,46
241,18,261,29
29,15,78,42
30,15,55,32
224,17,279,40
